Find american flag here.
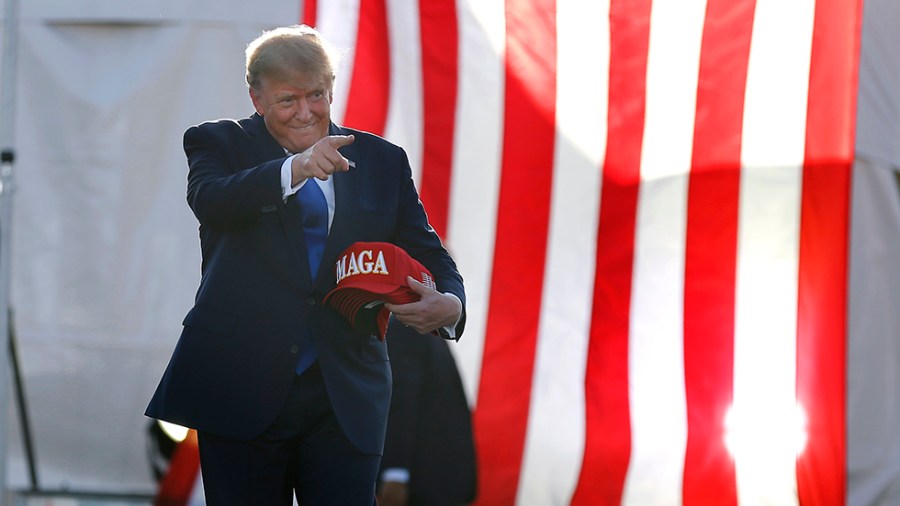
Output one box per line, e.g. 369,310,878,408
310,1,858,504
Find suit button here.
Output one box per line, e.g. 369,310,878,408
306,297,316,306
290,345,299,354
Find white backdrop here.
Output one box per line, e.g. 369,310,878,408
0,0,897,503
848,1,900,503
1,0,304,493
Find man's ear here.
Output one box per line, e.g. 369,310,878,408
249,87,265,115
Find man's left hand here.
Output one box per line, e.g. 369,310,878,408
385,277,461,335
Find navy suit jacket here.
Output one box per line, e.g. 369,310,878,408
146,113,466,456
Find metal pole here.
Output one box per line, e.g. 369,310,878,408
0,152,13,506
8,308,38,491
0,0,20,503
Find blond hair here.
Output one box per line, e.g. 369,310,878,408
245,24,341,90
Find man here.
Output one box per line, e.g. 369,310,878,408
378,319,477,506
146,25,465,506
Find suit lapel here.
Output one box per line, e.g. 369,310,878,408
313,123,361,291
315,171,349,290
282,195,315,288
246,113,315,288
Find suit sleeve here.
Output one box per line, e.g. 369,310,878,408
184,123,285,228
389,146,467,338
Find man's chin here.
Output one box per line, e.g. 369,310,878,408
289,132,326,152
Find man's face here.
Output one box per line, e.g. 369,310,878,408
250,71,332,154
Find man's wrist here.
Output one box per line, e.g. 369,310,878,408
280,154,302,200
440,292,463,339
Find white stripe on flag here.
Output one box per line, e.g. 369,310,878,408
516,0,608,503
734,0,815,503
384,0,424,183
447,0,506,405
315,0,361,125
622,1,706,504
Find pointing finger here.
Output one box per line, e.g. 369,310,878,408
327,134,355,149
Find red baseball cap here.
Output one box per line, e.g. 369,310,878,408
323,242,436,339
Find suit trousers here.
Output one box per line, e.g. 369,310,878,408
196,363,380,505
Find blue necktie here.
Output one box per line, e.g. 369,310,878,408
295,179,327,374
297,179,328,277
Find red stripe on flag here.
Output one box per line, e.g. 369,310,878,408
342,0,390,135
301,0,317,26
471,0,557,503
570,1,651,503
796,0,861,504
416,0,459,238
681,2,755,504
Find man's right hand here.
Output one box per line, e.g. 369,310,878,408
291,134,355,185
